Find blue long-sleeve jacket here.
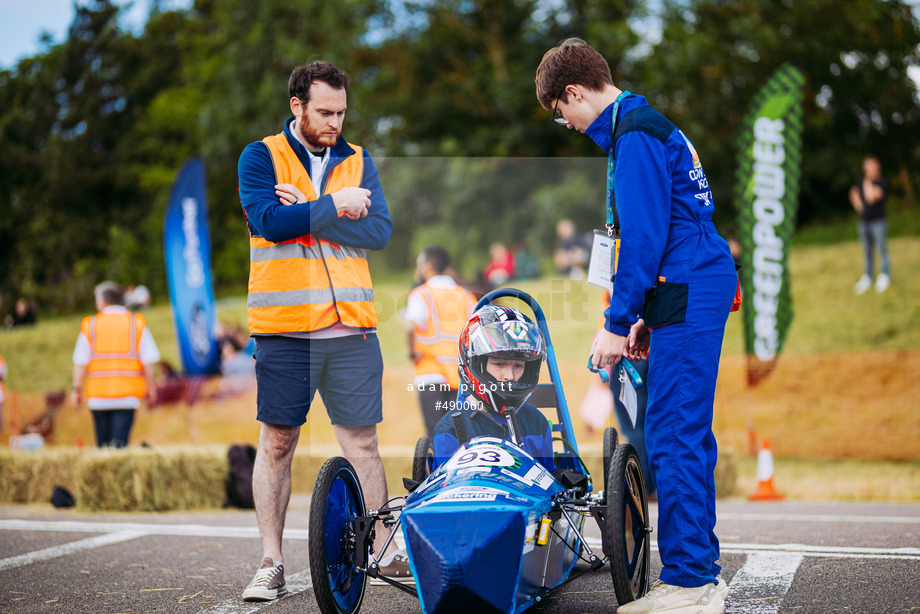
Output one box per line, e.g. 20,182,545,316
432,397,556,472
586,95,723,336
238,118,392,249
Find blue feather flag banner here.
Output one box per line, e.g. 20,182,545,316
164,156,220,375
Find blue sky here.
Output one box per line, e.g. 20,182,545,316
0,0,190,69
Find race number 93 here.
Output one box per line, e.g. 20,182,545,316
445,444,516,470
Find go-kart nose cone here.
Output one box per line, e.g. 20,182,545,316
404,509,525,614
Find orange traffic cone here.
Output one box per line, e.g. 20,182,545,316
749,438,783,501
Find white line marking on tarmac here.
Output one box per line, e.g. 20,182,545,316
718,512,920,524
717,542,920,559
724,552,803,614
0,530,148,572
195,569,313,614
0,519,308,540
3,521,916,559
581,538,920,560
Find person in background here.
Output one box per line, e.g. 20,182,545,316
849,156,890,294
5,298,37,328
125,285,152,310
405,246,476,437
71,282,160,448
554,219,588,279
482,242,516,286
216,321,256,377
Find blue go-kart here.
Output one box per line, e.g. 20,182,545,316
308,289,651,614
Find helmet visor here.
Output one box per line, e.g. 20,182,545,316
467,320,545,359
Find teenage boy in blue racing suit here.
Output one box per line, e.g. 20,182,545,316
432,305,556,473
536,39,737,614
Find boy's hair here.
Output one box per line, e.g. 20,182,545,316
421,246,451,274
289,61,349,105
535,38,614,109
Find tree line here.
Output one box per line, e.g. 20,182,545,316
1,0,917,316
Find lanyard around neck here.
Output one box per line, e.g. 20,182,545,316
605,90,631,235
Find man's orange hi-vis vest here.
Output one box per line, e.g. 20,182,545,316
248,134,376,334
81,312,146,401
411,283,475,389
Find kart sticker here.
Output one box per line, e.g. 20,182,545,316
427,486,506,504
456,467,492,477
444,444,517,471
522,465,555,490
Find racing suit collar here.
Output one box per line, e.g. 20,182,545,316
585,94,646,154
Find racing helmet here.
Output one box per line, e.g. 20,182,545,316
458,305,546,414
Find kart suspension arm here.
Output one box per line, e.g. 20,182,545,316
557,504,605,571
356,508,419,598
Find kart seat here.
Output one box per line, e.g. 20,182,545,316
529,383,588,476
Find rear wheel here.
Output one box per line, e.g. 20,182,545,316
412,435,434,483
606,443,650,605
309,457,367,614
602,426,619,496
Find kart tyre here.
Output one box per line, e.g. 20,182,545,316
606,442,650,605
602,426,619,497
412,435,434,483
309,457,367,614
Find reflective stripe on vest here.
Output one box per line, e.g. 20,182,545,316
81,312,146,401
248,133,377,334
412,284,475,389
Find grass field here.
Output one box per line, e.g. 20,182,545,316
1,235,918,500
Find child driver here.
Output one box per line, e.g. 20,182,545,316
431,305,556,472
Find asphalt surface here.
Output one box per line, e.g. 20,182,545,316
1,497,918,614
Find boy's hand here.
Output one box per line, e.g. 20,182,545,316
589,329,626,369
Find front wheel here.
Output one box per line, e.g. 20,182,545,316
309,457,368,614
607,443,650,606
412,435,434,483
602,426,619,497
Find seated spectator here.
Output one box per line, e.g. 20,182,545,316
125,285,152,310
432,305,555,472
482,242,516,286
554,219,588,279
5,298,37,328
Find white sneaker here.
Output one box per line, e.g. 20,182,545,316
854,275,872,295
715,575,729,601
875,273,890,293
617,580,725,614
242,557,286,602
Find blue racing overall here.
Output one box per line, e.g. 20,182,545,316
586,94,737,588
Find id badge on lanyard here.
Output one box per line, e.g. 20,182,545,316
587,230,619,291
587,91,630,292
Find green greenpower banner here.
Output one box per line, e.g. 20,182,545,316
734,63,804,386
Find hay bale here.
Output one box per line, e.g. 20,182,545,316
76,446,227,512
0,448,82,504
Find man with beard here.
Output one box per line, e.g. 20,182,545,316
237,61,401,601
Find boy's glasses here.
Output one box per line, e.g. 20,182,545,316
552,88,570,125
